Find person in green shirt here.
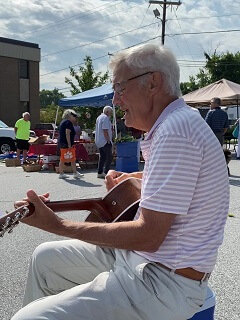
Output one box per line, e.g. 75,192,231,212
14,112,31,164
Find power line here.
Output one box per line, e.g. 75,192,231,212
168,13,240,21
168,29,240,36
41,54,109,76
128,3,151,46
172,8,198,69
42,27,240,59
25,1,129,40
42,21,158,57
20,1,123,36
149,0,181,45
41,33,240,78
165,22,192,78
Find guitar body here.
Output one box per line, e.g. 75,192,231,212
0,178,142,237
85,177,141,222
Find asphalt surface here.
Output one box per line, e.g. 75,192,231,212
0,157,240,320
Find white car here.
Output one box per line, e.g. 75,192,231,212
0,120,36,154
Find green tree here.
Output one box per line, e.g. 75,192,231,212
40,88,65,108
40,105,64,125
204,51,240,83
65,56,109,130
180,51,240,94
180,76,200,95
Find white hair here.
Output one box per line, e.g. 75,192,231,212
62,109,77,119
22,112,30,117
109,43,181,97
103,106,113,114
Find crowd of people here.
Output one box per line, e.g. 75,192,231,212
16,94,235,180
11,43,230,320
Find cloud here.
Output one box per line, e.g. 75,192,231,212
1,0,240,93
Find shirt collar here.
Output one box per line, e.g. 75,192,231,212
144,97,187,140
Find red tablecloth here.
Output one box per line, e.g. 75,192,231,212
28,143,90,161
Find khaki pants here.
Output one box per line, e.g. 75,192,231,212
12,240,208,320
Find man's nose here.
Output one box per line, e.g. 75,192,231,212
112,91,122,106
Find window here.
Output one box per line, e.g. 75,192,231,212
20,101,29,113
20,60,29,79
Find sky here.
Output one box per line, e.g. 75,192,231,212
1,0,240,97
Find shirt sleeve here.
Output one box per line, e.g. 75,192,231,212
65,120,73,130
15,119,20,128
102,117,111,130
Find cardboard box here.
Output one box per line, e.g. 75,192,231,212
5,158,21,167
29,135,48,145
22,163,42,172
42,155,59,163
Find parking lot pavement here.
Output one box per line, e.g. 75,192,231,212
0,159,240,319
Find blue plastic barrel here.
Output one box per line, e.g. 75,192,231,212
188,287,215,320
116,156,138,173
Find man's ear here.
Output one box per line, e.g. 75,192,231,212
150,72,162,93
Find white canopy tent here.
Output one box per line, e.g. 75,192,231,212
182,78,240,118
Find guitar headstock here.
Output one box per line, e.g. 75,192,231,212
0,205,31,238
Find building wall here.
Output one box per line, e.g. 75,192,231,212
0,38,40,128
0,56,19,125
28,61,40,127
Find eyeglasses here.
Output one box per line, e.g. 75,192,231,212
112,71,153,96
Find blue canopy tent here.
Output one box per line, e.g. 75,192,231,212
55,83,116,139
58,83,113,107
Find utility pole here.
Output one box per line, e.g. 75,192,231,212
149,0,181,45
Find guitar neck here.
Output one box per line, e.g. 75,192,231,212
0,197,103,225
0,197,107,237
46,198,103,213
0,177,142,238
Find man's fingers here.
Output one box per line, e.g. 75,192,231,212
26,190,46,209
105,179,117,191
39,192,50,203
14,200,28,209
14,192,50,210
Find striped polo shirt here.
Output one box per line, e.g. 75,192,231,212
135,98,229,272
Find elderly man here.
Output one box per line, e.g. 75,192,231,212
12,44,229,320
95,105,113,178
205,97,229,145
14,112,31,164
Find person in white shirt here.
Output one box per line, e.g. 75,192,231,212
95,106,113,178
12,44,229,320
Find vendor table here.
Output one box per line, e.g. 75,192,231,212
28,143,90,162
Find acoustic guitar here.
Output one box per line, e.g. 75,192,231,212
0,177,142,238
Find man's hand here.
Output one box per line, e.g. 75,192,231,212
105,170,131,191
14,191,62,232
14,192,50,209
